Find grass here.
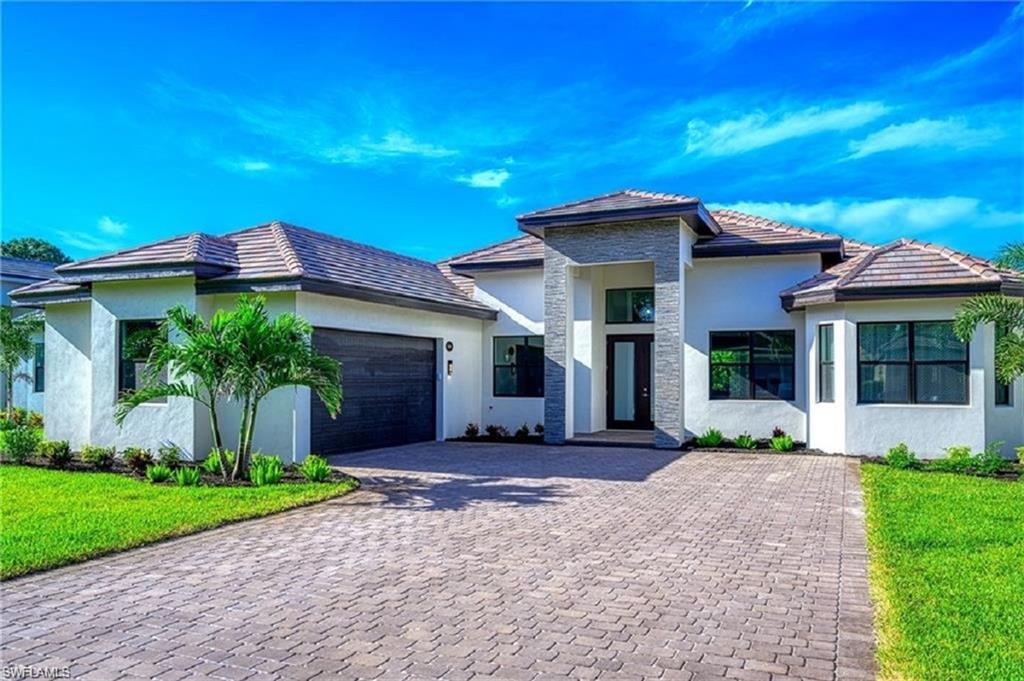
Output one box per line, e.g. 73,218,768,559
861,464,1024,680
0,465,359,579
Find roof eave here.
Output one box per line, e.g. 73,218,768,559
782,281,1018,312
695,239,844,259
56,262,234,283
447,259,544,274
517,202,718,238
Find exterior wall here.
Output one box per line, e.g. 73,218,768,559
296,291,484,458
43,302,92,448
983,322,1024,457
473,269,545,431
684,255,820,441
9,330,45,415
805,305,847,454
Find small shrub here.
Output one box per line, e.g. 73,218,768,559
464,422,480,439
0,417,15,431
695,428,724,448
971,442,1008,475
249,454,284,486
39,439,72,469
145,464,172,483
769,434,795,452
1017,445,1024,466
771,426,787,439
929,445,973,474
26,411,43,429
514,423,531,441
1,426,41,464
885,442,918,470
299,454,332,482
202,448,236,476
81,444,115,470
8,407,27,426
172,466,201,487
534,423,544,435
733,433,757,450
122,447,153,475
484,424,509,439
157,444,182,469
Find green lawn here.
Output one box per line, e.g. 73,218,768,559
0,466,359,579
861,464,1024,680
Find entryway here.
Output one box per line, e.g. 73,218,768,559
606,334,654,430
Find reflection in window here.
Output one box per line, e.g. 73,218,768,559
710,330,795,400
493,336,544,397
606,288,655,324
857,321,967,405
118,320,167,399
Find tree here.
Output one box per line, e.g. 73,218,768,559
953,241,1024,385
0,308,43,418
0,238,71,264
115,305,236,477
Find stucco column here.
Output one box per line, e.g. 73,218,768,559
543,246,572,444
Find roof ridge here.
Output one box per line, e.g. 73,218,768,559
269,222,306,277
623,188,697,203
833,240,903,287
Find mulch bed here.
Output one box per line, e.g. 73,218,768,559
448,435,545,445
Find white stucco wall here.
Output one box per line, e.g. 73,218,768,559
43,302,92,448
473,269,545,431
982,322,1024,456
684,255,820,441
805,306,847,454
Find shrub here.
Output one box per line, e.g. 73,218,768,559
8,407,27,426
534,423,544,435
484,424,509,439
122,447,154,475
157,445,182,469
1,426,41,464
769,434,795,452
202,448,235,475
0,418,14,431
145,464,172,483
885,442,918,470
971,442,1008,475
249,455,284,486
1017,445,1024,466
464,423,480,439
929,445,973,474
81,444,115,470
695,428,724,448
733,433,757,450
26,411,43,429
514,423,531,441
299,454,332,482
771,426,787,439
172,466,202,487
39,439,72,469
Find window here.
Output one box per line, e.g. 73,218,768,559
818,324,834,403
857,321,968,405
606,288,655,324
33,343,44,393
995,323,1013,406
493,336,544,397
709,330,795,400
118,320,166,398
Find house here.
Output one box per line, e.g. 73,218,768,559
10,190,1023,459
1,257,54,415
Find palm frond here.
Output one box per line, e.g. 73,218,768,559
953,294,1024,341
994,242,1024,272
115,382,201,425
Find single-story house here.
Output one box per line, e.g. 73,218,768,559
10,190,1023,459
1,256,54,415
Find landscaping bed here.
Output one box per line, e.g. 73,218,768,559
0,465,360,579
861,464,1024,680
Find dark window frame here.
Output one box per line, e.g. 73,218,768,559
33,342,44,393
492,335,544,398
857,321,968,406
605,287,655,325
117,319,166,400
995,323,1013,407
708,330,796,401
817,324,834,403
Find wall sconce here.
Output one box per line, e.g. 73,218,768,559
447,360,454,377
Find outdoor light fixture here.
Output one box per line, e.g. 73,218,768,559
447,359,454,377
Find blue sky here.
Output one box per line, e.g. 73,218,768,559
3,2,1022,262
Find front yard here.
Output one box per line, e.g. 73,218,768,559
861,464,1024,680
0,466,359,579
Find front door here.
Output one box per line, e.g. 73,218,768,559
606,335,654,430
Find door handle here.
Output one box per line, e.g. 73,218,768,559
641,387,649,398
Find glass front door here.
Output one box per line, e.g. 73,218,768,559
606,335,654,430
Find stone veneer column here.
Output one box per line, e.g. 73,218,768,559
543,245,570,444
653,252,685,449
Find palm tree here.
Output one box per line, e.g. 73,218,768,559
0,308,43,419
223,295,342,480
953,241,1024,385
115,305,236,476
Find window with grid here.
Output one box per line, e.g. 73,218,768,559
709,330,795,400
857,321,968,405
493,336,544,397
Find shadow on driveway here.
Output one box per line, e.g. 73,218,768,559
345,474,571,511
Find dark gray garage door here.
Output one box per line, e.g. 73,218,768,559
311,328,437,455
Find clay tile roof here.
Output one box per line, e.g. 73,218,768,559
517,189,701,221
698,209,847,256
445,234,544,271
56,232,238,274
7,277,89,305
0,257,57,281
781,238,1024,310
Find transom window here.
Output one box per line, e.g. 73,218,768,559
857,321,968,405
818,324,834,403
606,288,655,324
118,320,166,399
709,330,795,401
493,336,544,397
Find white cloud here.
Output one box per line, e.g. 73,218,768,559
847,118,1003,159
97,216,128,236
456,168,510,189
716,197,1023,240
496,194,522,208
919,3,1023,82
324,132,456,165
57,230,122,253
686,101,891,157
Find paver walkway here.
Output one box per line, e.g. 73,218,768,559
1,444,876,680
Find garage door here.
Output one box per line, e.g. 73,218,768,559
311,329,437,455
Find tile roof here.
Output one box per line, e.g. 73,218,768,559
1,257,57,281
696,209,857,256
445,235,545,271
16,221,495,319
781,238,1024,309
517,189,701,221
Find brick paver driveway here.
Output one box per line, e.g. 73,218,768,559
1,444,876,680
